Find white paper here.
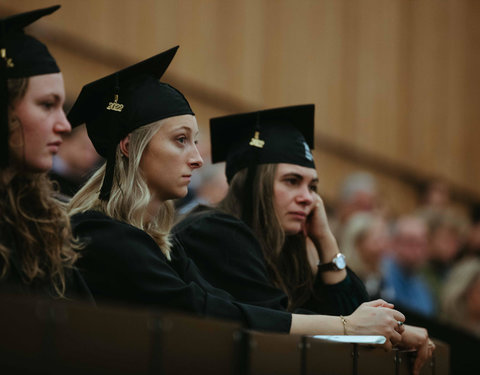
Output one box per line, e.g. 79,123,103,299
311,335,386,344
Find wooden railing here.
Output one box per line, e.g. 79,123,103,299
0,294,448,375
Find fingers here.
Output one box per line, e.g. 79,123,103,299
394,321,405,334
392,310,406,323
412,342,429,375
382,339,393,352
389,329,403,346
365,299,393,308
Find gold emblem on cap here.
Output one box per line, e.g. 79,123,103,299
1,48,14,68
106,94,124,112
249,131,265,148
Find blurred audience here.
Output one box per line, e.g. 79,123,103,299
381,216,435,317
458,204,480,260
340,212,390,299
421,210,468,309
419,178,451,212
49,125,101,198
440,258,480,337
331,171,379,237
176,162,228,215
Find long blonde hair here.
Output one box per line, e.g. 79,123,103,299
68,120,174,258
441,258,480,335
0,78,78,297
218,164,314,311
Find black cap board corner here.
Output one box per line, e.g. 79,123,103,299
210,104,316,181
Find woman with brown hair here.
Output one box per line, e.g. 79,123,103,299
0,6,89,298
174,105,434,374
174,105,364,314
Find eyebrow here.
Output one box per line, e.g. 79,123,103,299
282,172,319,183
40,93,63,102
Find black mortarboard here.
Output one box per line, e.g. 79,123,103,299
210,104,315,182
67,46,194,200
0,5,61,167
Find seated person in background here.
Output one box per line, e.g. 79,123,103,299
174,106,434,374
67,48,407,346
421,210,467,309
0,6,90,299
458,204,480,260
382,216,435,317
49,124,101,198
441,258,480,337
340,212,390,299
176,162,228,215
330,171,379,238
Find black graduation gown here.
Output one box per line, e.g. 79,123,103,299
0,230,93,301
71,210,291,333
173,209,368,316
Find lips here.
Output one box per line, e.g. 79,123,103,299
47,140,62,153
288,211,307,220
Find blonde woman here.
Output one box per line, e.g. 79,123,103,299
340,212,390,298
0,6,89,298
441,258,480,337
67,48,408,346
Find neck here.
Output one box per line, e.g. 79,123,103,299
145,195,163,223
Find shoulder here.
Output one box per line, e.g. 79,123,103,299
72,211,161,261
174,208,252,236
72,211,142,237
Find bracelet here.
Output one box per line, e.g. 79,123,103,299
339,315,348,335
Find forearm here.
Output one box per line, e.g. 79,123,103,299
290,313,344,335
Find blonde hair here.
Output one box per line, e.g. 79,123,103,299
218,164,314,311
340,212,379,279
68,120,174,258
441,258,480,332
0,78,78,297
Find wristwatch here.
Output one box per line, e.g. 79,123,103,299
317,253,346,272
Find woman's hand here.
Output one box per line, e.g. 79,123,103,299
304,193,332,242
398,325,435,375
346,299,406,351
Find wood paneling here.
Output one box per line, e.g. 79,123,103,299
2,0,479,211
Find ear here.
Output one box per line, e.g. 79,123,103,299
119,134,130,158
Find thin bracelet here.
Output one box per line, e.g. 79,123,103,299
339,315,348,335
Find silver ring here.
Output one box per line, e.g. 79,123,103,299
397,321,404,327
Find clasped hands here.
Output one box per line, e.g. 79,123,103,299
346,299,435,375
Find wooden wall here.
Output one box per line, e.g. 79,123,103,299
2,0,479,215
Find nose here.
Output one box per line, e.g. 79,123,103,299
188,144,204,170
53,109,72,135
296,185,314,206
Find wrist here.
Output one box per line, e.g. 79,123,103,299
311,231,337,254
339,315,348,335
318,252,347,272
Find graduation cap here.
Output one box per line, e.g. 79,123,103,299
0,5,61,167
210,104,315,182
210,104,315,226
68,46,194,200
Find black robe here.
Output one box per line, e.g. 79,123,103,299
173,208,368,316
71,210,291,333
0,229,93,301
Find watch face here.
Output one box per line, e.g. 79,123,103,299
334,254,346,270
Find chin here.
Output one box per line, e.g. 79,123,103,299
166,188,188,201
283,225,302,236
28,163,52,173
